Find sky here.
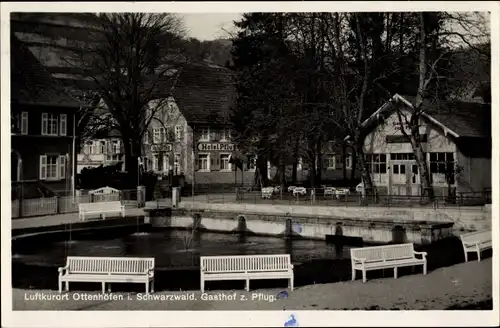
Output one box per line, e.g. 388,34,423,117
179,13,243,41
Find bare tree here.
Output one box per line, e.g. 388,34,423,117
392,12,490,201
67,13,187,178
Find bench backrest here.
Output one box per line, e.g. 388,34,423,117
66,256,154,274
350,243,415,263
261,187,274,195
201,254,291,273
79,201,122,212
460,230,491,243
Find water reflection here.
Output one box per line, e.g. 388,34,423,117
14,229,352,269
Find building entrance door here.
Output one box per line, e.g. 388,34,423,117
409,164,421,196
391,163,407,195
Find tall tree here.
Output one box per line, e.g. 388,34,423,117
392,12,490,200
68,13,186,178
231,13,300,188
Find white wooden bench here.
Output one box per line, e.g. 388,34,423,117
200,254,294,292
58,256,155,294
460,230,492,262
78,201,125,221
350,243,427,283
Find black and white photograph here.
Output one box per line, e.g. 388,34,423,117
1,1,498,327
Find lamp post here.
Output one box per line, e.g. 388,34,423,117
137,157,143,186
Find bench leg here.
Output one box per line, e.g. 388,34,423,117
393,267,398,279
289,276,294,291
102,282,105,294
362,269,367,283
145,281,149,295
423,262,427,275
245,278,250,292
59,279,62,293
477,248,481,262
464,251,468,262
351,267,356,281
151,280,154,293
108,285,111,293
65,282,69,292
200,279,205,293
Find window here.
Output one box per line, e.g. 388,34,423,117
106,140,122,161
46,156,58,179
39,154,66,180
162,154,169,172
41,113,59,135
198,154,210,171
325,154,336,170
390,153,416,161
153,128,167,144
297,157,303,170
220,129,230,141
112,140,121,154
175,125,184,141
144,131,149,144
83,142,90,155
200,128,210,141
365,154,387,174
91,140,104,154
21,112,28,135
429,152,455,174
220,154,231,171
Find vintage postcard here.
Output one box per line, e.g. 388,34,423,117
1,1,498,327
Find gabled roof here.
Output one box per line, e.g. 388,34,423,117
165,63,235,125
359,93,490,139
10,34,82,109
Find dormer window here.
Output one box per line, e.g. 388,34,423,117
200,128,210,141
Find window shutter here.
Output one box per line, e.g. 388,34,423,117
163,155,169,172
152,155,158,171
41,113,48,135
39,155,47,180
59,155,66,179
21,112,28,134
59,114,67,136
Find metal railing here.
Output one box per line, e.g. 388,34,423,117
202,187,492,208
11,188,142,219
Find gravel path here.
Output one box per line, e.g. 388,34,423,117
13,257,492,311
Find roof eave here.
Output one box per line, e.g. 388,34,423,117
345,93,461,141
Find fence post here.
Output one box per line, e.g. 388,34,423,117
137,185,146,208
54,196,60,214
18,198,23,218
